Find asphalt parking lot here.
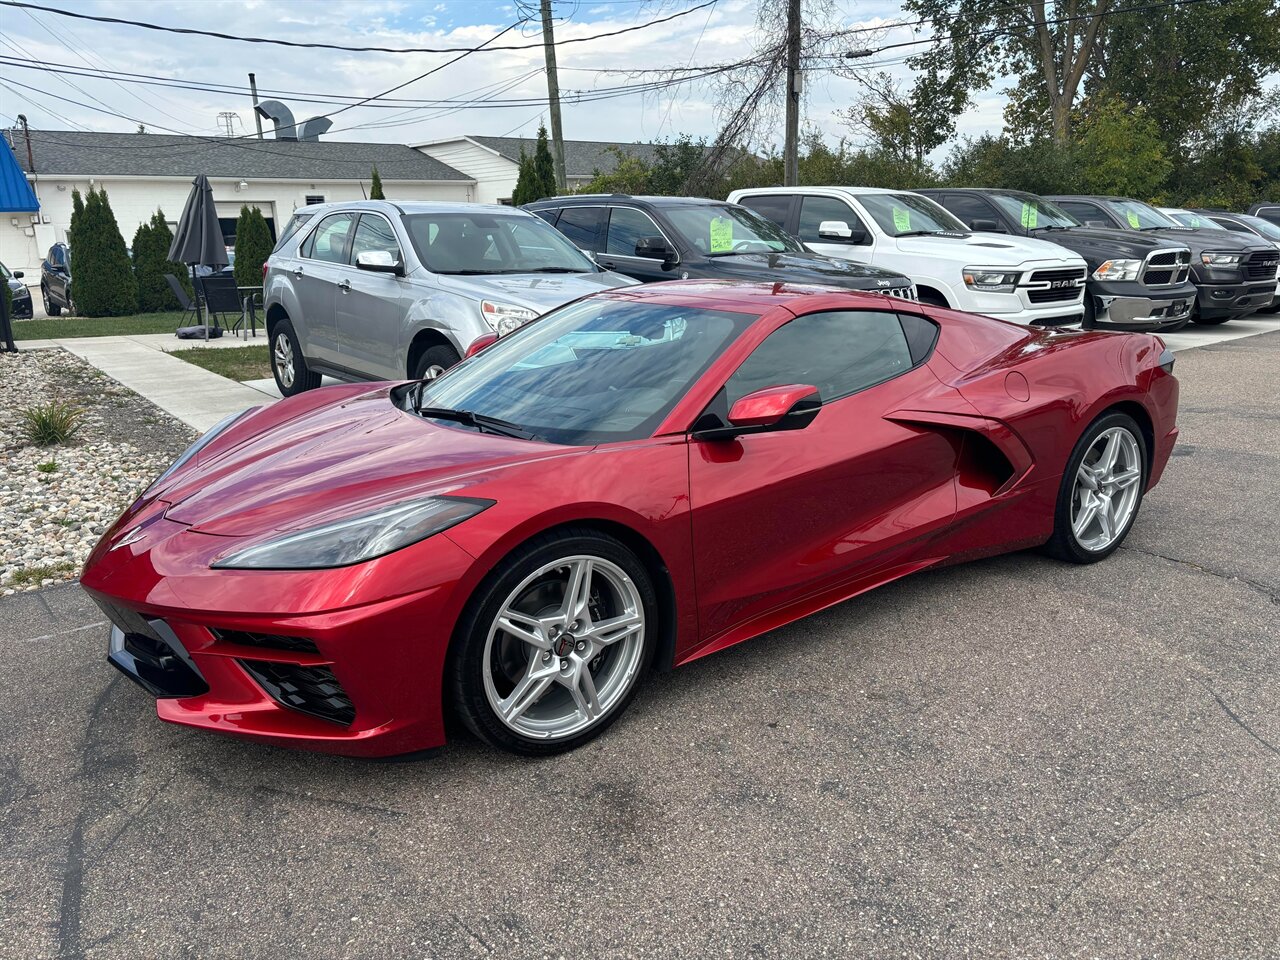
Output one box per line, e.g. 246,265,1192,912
2,327,1277,960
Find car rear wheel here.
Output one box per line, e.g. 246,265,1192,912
413,344,461,381
450,529,656,755
42,285,61,316
271,319,321,396
1045,412,1147,563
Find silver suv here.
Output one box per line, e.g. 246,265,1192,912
264,200,636,395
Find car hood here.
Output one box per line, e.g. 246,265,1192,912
1138,227,1272,255
161,387,578,537
694,252,911,289
1027,226,1187,265
434,270,637,312
892,231,1082,262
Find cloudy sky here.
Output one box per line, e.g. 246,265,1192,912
0,0,1007,154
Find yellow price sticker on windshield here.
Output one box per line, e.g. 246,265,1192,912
1020,203,1037,229
1126,210,1141,229
709,216,734,252
892,207,911,232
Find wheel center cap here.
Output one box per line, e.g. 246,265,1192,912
554,633,576,658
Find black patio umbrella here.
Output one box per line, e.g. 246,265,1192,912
168,174,228,338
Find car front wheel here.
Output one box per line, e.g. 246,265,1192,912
413,344,461,381
270,319,321,396
450,529,657,755
1045,412,1147,563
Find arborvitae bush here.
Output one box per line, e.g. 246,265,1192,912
370,165,385,200
233,205,273,290
72,187,138,317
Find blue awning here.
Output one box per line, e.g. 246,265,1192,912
0,138,39,213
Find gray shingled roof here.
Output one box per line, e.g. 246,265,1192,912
469,136,673,178
8,130,472,181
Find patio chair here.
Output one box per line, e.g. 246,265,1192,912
165,273,198,326
196,275,242,332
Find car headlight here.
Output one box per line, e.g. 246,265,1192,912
1092,259,1143,282
481,300,538,336
143,407,258,498
1200,252,1241,266
962,268,1020,293
210,496,492,570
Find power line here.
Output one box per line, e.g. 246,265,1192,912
0,0,719,55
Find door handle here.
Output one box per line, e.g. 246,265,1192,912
599,260,617,270
338,279,351,293
292,266,304,279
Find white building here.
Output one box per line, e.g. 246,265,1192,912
415,135,677,204
2,129,475,276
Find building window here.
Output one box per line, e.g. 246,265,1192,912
304,195,326,205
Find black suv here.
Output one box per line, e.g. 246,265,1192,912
524,195,917,300
1047,195,1277,324
40,242,74,316
918,188,1196,331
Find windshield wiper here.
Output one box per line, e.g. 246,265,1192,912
1032,224,1070,231
895,230,948,237
521,266,587,273
415,405,539,441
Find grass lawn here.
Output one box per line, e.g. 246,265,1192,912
14,311,183,340
171,344,272,382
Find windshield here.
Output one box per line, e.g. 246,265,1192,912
1239,214,1280,241
405,212,597,275
663,204,803,256
0,262,10,279
859,193,968,236
989,193,1080,229
1167,210,1225,230
414,298,757,444
1101,198,1180,230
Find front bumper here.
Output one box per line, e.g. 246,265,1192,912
10,292,32,319
1195,279,1278,318
1087,279,1195,330
81,500,479,757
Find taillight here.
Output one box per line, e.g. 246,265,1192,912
262,261,269,281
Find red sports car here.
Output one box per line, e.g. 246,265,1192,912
82,281,1178,756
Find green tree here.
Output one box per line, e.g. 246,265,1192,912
940,134,1083,195
529,125,558,202
370,165,385,200
1074,98,1171,198
233,205,273,290
73,187,138,317
131,208,186,311
149,210,190,299
68,187,85,250
578,147,655,195
511,149,534,206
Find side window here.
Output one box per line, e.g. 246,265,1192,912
350,214,402,263
555,206,605,251
939,194,999,229
531,208,560,225
1057,201,1106,225
274,212,314,252
300,213,355,263
1213,218,1251,234
605,207,664,256
738,194,794,230
798,196,866,242
725,311,917,406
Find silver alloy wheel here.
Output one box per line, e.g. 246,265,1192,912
273,332,295,389
1071,426,1142,552
482,555,646,740
422,364,445,380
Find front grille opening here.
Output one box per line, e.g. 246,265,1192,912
1027,287,1082,303
213,629,320,654
239,660,355,726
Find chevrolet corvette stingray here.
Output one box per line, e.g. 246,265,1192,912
81,281,1179,756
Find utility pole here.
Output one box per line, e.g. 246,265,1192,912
539,0,567,193
783,0,802,186
248,72,264,139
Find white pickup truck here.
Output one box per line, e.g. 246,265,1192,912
728,186,1089,327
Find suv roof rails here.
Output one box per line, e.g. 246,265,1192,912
551,193,633,199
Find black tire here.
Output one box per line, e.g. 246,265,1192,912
413,343,462,381
270,318,321,397
1081,294,1097,330
449,528,658,756
1191,313,1233,326
1044,411,1148,564
42,286,61,317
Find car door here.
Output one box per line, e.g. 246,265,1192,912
688,309,960,643
796,194,876,263
293,212,354,366
337,212,410,380
598,206,676,282
551,205,606,259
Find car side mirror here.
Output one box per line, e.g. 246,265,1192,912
817,220,867,244
969,218,1005,233
635,236,676,266
695,384,821,441
465,333,499,358
355,250,406,276
12,270,23,279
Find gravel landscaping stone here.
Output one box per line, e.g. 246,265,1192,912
1,349,197,594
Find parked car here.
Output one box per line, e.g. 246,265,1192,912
83,280,1179,757
918,188,1196,331
524,194,918,300
1047,195,1278,324
728,185,1088,327
1162,208,1280,312
1248,202,1280,228
1,260,32,319
263,200,637,395
40,242,73,316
